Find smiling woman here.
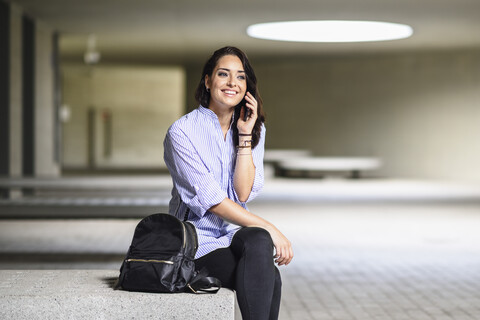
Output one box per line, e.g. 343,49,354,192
204,55,247,125
163,46,292,320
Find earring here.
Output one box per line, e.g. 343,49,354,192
206,87,210,92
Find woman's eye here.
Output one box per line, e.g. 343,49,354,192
218,72,228,77
238,75,246,80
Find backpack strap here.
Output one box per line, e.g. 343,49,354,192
183,207,190,222
187,268,222,294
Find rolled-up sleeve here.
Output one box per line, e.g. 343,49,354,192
164,126,227,217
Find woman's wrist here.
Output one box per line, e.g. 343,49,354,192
238,135,252,147
237,135,252,155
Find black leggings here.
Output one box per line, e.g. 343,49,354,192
195,227,282,320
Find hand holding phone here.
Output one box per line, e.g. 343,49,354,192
243,103,250,121
242,91,255,122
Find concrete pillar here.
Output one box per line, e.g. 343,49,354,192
0,1,10,180
0,2,23,198
10,3,23,178
0,1,59,199
34,21,59,176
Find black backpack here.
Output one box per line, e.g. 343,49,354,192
116,213,221,293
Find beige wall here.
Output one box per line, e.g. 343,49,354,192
61,49,480,180
61,65,184,169
251,51,480,180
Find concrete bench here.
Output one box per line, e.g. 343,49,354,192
0,197,169,219
0,270,234,320
0,176,171,218
277,157,382,179
0,176,173,199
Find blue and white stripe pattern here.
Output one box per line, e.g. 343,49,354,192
164,106,265,258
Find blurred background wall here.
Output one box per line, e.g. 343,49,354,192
254,52,480,180
187,52,480,180
2,0,480,181
61,65,184,170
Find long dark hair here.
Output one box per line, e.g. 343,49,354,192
195,46,265,148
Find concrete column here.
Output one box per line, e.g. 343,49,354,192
0,1,59,199
0,1,9,180
34,21,60,177
9,3,23,178
0,2,23,198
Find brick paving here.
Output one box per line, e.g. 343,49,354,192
263,202,480,320
1,178,480,319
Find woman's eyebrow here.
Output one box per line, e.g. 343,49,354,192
218,67,245,73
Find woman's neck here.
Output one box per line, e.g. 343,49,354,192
209,105,234,138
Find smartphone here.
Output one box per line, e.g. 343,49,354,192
242,90,256,121
243,101,250,121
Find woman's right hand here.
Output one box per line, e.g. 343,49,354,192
264,224,293,266
209,199,293,265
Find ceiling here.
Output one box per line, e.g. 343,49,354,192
8,0,480,64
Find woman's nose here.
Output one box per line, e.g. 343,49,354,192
227,76,236,87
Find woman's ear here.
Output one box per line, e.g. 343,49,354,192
204,75,210,91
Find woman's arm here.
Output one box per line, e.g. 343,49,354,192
209,198,294,266
234,92,259,201
233,135,256,201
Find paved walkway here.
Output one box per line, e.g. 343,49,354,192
1,178,480,319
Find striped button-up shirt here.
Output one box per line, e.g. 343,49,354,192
163,106,265,258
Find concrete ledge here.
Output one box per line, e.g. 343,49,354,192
0,176,173,191
0,270,235,320
0,197,169,219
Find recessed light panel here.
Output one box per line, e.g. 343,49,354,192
247,20,413,43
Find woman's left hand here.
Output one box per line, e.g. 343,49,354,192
237,92,258,134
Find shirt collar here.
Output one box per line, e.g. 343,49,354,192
199,105,235,128
198,105,218,119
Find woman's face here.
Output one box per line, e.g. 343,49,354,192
205,55,247,112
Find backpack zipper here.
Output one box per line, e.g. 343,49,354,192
126,259,174,264
182,222,186,249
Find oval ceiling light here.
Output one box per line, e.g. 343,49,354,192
247,20,413,43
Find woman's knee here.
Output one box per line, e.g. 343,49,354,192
233,227,274,254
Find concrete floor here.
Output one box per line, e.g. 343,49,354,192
1,177,480,319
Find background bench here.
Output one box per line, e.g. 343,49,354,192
0,197,169,219
0,176,172,218
276,157,382,179
0,176,172,197
263,149,313,177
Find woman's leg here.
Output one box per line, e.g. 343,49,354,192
269,267,282,320
194,227,282,320
230,227,282,320
194,246,237,289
